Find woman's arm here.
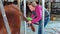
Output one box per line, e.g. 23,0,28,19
30,14,35,19
31,6,42,23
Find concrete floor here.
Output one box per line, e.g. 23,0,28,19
20,20,60,34
45,21,60,34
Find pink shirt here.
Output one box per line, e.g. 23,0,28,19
30,5,42,23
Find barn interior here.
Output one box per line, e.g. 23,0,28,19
0,0,60,34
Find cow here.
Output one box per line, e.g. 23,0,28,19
0,4,27,34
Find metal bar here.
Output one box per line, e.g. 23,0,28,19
0,0,11,34
8,0,14,2
20,0,22,2
38,0,40,4
42,0,45,34
23,0,26,34
49,0,51,19
49,0,51,11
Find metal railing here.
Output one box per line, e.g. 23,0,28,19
23,0,27,34
42,0,45,34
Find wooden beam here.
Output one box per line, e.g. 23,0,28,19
17,0,20,8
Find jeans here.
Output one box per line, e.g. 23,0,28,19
38,16,50,34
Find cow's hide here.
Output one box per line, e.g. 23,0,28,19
0,4,23,34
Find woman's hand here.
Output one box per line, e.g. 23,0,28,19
27,21,35,32
27,21,32,24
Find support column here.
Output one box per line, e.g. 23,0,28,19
23,0,26,34
42,0,45,34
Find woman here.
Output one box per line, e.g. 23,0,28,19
28,2,50,34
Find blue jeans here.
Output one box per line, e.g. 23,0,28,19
38,16,50,34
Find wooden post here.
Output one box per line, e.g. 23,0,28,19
17,0,20,8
